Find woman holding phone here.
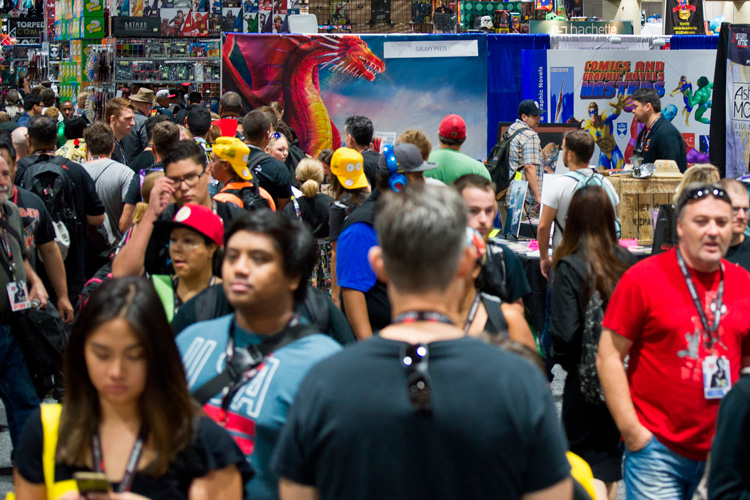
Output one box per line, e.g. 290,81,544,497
14,277,252,500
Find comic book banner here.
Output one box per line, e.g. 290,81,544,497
664,0,705,35
222,34,488,160
525,49,715,170
711,24,750,178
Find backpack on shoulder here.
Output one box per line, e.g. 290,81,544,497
20,155,78,261
486,129,524,199
557,170,621,239
578,288,605,405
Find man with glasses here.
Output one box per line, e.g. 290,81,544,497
112,140,244,277
598,183,750,499
272,183,572,500
719,178,750,272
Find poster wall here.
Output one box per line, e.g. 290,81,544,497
222,34,488,159
524,49,715,170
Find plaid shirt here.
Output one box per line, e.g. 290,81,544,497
507,119,542,198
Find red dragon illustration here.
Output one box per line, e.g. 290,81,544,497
223,34,385,158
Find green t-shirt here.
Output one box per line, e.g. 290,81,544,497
425,148,491,186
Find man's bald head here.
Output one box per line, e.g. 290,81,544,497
11,127,28,160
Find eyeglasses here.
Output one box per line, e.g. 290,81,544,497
684,186,732,205
732,206,749,215
167,168,206,189
401,343,432,411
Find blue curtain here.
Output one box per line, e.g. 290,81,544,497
487,34,550,153
670,35,718,50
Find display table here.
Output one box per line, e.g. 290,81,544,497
495,238,652,337
608,175,682,245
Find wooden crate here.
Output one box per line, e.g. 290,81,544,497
608,176,682,244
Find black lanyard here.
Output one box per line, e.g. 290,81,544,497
637,116,659,155
392,311,454,326
463,292,482,334
676,249,725,350
91,427,147,493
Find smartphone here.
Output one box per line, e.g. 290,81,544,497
73,471,111,494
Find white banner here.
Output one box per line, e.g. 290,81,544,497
383,40,479,59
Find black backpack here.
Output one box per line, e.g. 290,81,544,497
486,129,523,198
578,288,606,405
20,155,79,260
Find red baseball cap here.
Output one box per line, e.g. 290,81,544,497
439,114,466,141
154,203,224,247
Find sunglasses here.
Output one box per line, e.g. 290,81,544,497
401,343,432,411
271,132,282,140
684,186,731,205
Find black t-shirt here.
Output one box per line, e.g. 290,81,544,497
130,150,156,176
12,186,55,270
272,336,571,499
16,154,105,301
124,163,163,206
283,194,333,238
145,201,245,275
361,149,379,189
725,237,750,273
248,148,293,204
16,411,253,500
328,192,365,243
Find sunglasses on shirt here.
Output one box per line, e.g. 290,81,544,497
401,343,432,412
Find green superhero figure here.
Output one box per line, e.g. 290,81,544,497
685,76,712,125
581,94,629,169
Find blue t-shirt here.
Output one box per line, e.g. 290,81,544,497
176,315,342,500
336,222,378,293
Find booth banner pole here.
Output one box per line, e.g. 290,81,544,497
712,23,750,178
664,0,706,35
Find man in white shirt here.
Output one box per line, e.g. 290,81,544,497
537,130,619,278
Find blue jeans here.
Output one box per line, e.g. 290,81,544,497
624,435,705,500
0,324,39,449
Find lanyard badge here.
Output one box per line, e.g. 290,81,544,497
676,249,731,399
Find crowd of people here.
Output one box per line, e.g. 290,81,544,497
0,81,742,500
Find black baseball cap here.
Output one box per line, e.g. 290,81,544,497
518,99,544,117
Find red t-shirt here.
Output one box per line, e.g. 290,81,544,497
603,249,750,461
212,117,239,138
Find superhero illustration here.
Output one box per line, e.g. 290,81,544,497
331,0,349,25
670,75,693,126
223,34,385,157
579,94,629,169
684,76,712,125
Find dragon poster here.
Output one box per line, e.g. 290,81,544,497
524,49,715,171
222,34,488,159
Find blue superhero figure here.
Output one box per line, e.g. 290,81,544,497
670,75,694,126
581,95,629,169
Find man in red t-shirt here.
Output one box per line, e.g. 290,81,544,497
598,182,750,499
212,91,243,138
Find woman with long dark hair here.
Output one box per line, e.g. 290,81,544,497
550,185,636,500
14,277,251,499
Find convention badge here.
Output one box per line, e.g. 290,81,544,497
703,355,732,399
7,281,30,311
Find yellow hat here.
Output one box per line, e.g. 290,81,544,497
331,147,368,189
212,137,253,181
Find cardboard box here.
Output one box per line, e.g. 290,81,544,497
608,176,682,244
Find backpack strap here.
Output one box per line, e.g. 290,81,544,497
247,152,273,172
151,274,175,323
41,403,77,499
192,320,318,405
